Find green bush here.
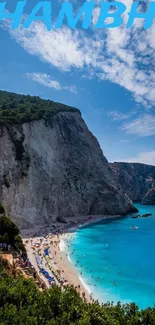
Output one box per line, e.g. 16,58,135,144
0,90,80,126
14,235,26,255
0,264,155,325
0,215,26,254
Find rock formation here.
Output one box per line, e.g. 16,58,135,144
142,187,155,205
0,91,137,228
110,162,155,204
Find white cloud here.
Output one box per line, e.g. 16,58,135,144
120,139,131,143
108,110,130,121
123,151,155,166
121,114,155,137
25,72,77,94
2,0,155,106
9,23,102,72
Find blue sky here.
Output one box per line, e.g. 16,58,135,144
0,0,155,165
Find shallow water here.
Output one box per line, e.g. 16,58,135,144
67,204,155,309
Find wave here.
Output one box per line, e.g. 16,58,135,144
79,275,92,295
67,254,72,263
67,253,92,296
59,239,66,252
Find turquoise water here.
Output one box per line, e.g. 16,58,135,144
68,204,155,309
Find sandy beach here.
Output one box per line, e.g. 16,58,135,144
22,213,124,301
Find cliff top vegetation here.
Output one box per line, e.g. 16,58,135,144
0,90,79,126
0,207,26,254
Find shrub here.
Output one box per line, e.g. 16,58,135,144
0,90,80,126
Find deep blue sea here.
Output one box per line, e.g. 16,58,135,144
67,204,155,309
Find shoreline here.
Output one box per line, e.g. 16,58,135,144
55,213,125,301
51,233,91,301
22,213,126,302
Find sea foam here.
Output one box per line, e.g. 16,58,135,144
79,276,92,295
59,239,66,252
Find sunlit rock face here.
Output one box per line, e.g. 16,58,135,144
110,162,155,204
0,111,136,228
142,187,155,205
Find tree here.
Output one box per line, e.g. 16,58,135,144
0,216,26,253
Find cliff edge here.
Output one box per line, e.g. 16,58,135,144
110,162,155,204
0,91,136,227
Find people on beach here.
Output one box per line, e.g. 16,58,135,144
23,214,125,303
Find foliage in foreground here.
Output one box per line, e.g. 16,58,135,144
0,214,26,254
0,258,155,325
0,90,79,126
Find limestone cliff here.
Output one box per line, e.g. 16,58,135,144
142,187,155,205
110,162,155,204
0,92,137,228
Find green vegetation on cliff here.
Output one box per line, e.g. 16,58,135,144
0,214,26,254
0,90,79,126
0,257,155,325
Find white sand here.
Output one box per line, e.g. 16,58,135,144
22,213,124,301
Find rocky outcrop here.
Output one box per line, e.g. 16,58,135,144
110,162,155,203
0,110,136,228
142,187,155,205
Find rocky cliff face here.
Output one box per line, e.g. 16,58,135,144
0,110,136,228
142,187,155,205
110,162,155,203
